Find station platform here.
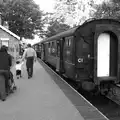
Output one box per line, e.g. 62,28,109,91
0,60,108,120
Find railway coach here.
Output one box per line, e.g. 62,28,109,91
32,43,42,58
39,18,120,94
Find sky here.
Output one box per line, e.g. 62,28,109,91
33,0,108,12
22,35,42,45
33,0,55,12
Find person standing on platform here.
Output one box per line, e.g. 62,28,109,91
21,44,37,79
0,45,14,93
15,60,24,79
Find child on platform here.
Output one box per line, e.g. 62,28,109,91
15,60,23,79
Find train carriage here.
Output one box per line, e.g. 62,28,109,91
33,43,42,58
39,18,120,93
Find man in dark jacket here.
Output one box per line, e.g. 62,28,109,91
0,45,13,92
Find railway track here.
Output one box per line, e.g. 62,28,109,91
78,88,120,120
38,58,120,120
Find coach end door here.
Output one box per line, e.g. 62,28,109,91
94,25,118,85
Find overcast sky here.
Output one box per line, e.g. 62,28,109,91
33,0,108,12
34,0,55,12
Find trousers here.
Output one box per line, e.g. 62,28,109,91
2,70,13,93
26,57,34,77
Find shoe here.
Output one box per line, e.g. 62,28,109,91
28,76,31,79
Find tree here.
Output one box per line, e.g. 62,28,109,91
45,20,70,37
0,0,43,39
91,0,120,20
53,0,95,26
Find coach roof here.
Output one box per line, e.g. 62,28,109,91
44,26,78,42
42,18,120,43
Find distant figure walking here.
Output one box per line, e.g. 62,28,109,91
22,44,37,79
15,61,23,79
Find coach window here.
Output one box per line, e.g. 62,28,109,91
37,45,39,50
68,36,73,47
51,42,53,55
48,43,51,54
65,36,73,47
35,45,37,51
57,41,60,57
49,42,52,54
51,41,56,56
39,45,41,51
0,41,1,48
37,45,40,51
41,44,44,51
65,36,74,62
65,39,69,46
68,39,70,47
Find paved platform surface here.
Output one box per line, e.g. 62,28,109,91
39,59,108,120
0,61,85,120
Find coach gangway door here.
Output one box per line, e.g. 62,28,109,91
94,24,119,85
